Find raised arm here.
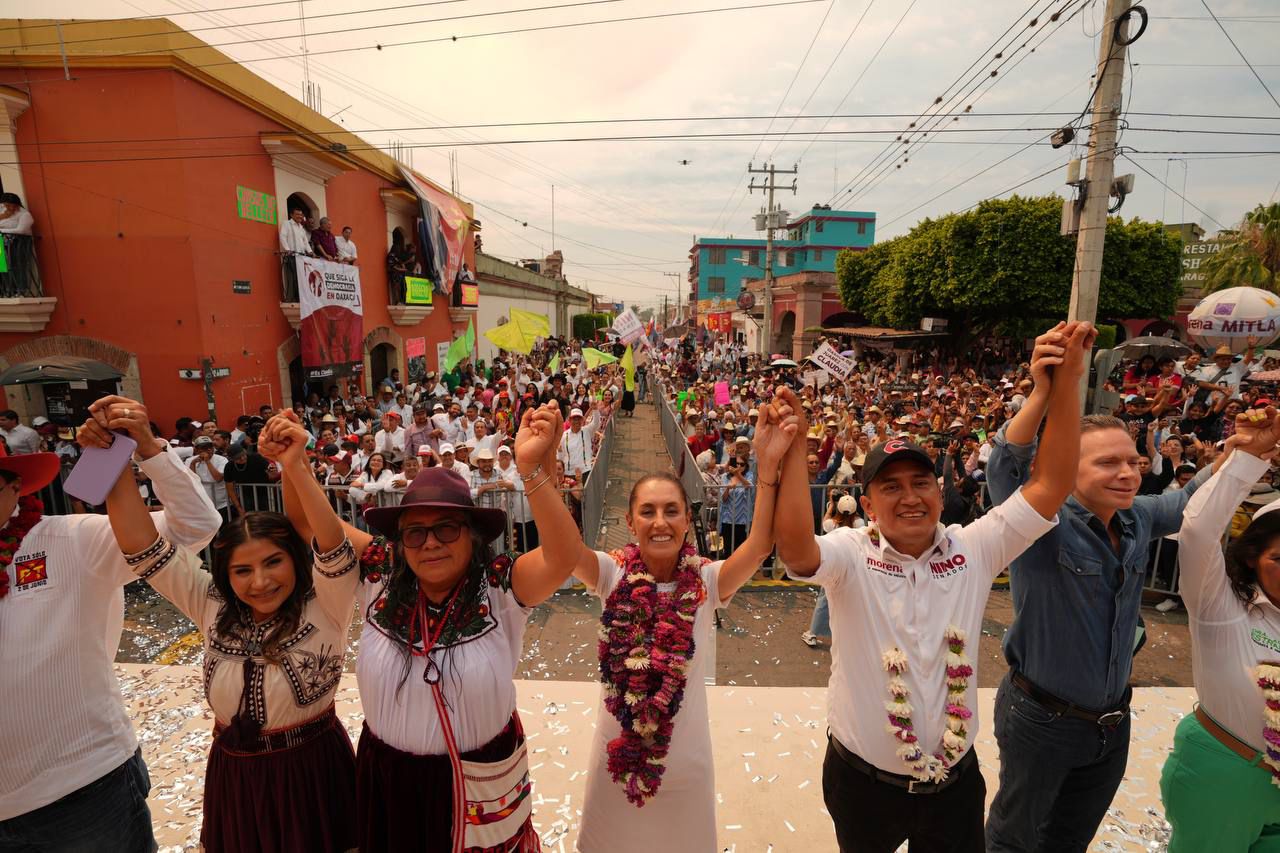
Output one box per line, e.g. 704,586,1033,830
1019,322,1094,519
772,386,821,576
1179,409,1280,617
1002,322,1064,446
512,404,594,604
718,402,797,599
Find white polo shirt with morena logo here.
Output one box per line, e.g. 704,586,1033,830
790,488,1056,775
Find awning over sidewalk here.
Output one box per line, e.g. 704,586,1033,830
0,356,122,385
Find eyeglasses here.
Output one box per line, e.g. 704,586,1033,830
398,520,468,548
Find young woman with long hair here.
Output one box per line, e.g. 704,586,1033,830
101,419,367,852
1161,407,1280,851
520,397,796,851
269,402,582,852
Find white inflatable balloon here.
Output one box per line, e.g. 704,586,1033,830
1186,286,1280,354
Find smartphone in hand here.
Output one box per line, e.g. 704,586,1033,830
64,431,138,506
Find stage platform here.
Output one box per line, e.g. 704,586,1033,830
118,664,1181,852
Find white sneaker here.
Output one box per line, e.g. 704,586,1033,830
801,631,820,648
1155,598,1180,613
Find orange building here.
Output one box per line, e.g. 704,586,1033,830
0,18,477,432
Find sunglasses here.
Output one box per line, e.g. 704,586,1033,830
398,520,468,548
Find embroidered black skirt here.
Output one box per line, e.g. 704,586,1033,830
202,706,357,853
356,718,525,852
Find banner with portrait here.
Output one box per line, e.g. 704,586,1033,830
297,256,364,380
401,166,475,297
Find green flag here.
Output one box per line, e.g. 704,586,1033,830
582,347,618,369
547,352,561,374
443,320,473,373
464,318,475,352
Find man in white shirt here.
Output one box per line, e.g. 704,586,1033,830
495,445,535,552
771,322,1092,852
277,207,312,256
188,435,232,523
471,418,503,458
1193,343,1255,397
0,395,220,850
0,410,40,455
373,412,406,466
335,225,358,265
438,443,470,477
558,407,598,482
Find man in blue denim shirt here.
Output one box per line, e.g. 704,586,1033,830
985,381,1219,852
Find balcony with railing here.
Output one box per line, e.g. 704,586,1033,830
0,233,56,332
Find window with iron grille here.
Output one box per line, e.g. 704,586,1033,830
709,247,726,264
708,276,726,293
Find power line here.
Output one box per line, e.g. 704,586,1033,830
1198,0,1280,112
10,0,480,50
31,109,1253,148
792,0,919,166
830,0,1086,207
10,0,827,76
826,0,1072,205
1122,153,1228,230
705,0,835,234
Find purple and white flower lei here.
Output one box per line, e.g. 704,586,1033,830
882,625,974,783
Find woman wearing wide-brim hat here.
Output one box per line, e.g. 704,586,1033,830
271,402,582,853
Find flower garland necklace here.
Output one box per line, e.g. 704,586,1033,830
598,541,706,806
1255,663,1280,786
0,495,44,600
882,625,974,783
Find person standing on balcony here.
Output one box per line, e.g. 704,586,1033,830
278,207,312,256
386,230,411,305
335,225,359,265
311,217,339,262
1,396,220,853
0,193,33,235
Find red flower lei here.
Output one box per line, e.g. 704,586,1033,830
598,541,707,806
0,495,44,600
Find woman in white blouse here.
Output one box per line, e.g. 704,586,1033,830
102,414,365,853
349,452,396,507
276,402,582,852
1164,407,1280,852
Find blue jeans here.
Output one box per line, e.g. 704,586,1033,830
0,748,157,853
808,588,830,637
985,674,1130,853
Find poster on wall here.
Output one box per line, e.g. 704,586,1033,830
405,276,434,305
406,337,428,385
460,283,480,307
297,256,364,380
436,341,451,374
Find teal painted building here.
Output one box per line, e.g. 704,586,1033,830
688,206,876,304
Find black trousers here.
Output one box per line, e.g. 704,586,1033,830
718,523,748,560
514,520,539,554
823,739,985,853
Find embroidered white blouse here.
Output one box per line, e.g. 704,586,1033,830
355,545,531,755
124,536,360,729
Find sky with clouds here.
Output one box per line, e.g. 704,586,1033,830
8,0,1279,309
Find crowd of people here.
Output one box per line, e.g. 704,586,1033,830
7,320,1280,853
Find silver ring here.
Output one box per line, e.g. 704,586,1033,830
124,408,132,418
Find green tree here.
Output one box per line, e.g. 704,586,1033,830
836,195,1181,340
1203,202,1280,293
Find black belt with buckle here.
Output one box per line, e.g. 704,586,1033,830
828,732,975,794
1010,672,1131,728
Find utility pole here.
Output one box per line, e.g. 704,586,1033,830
749,162,797,357
1068,0,1133,333
662,272,682,328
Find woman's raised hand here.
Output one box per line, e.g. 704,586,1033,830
514,403,562,473
754,402,799,473
260,412,310,468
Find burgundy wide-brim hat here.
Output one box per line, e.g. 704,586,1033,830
0,444,60,496
363,467,507,540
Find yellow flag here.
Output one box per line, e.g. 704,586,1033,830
484,321,534,355
621,345,636,392
582,347,618,369
510,308,550,339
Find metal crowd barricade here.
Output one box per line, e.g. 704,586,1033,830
578,416,616,548
652,380,707,507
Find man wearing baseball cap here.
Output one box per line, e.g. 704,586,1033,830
772,322,1095,851
558,406,598,483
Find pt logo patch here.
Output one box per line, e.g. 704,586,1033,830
14,552,49,594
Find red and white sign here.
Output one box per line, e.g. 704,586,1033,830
297,256,364,381
809,342,855,380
